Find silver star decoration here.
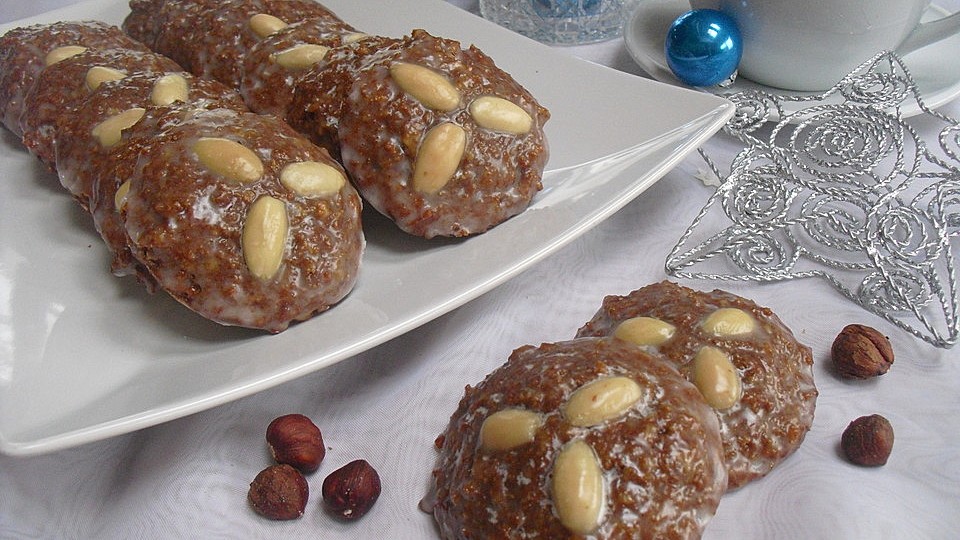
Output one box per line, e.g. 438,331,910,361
666,52,960,348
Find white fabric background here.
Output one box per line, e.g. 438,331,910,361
2,1,959,538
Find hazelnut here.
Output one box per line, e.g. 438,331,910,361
322,459,382,520
831,324,894,379
248,464,309,520
266,414,325,473
841,414,894,467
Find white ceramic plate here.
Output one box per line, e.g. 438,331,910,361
624,0,960,117
0,0,733,456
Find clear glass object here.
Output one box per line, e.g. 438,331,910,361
479,0,627,45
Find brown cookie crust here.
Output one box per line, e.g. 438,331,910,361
285,35,403,158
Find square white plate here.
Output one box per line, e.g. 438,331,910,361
0,0,733,455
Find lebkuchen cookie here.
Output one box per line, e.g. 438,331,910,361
427,338,728,539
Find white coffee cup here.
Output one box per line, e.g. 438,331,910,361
688,0,960,91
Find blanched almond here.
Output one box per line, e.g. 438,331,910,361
91,107,145,148
412,122,465,194
44,45,87,66
479,408,543,452
468,96,533,134
150,73,189,105
280,161,345,197
114,179,131,211
613,316,676,347
692,346,742,410
193,137,264,184
390,62,460,112
271,44,329,70
551,440,604,535
242,195,288,280
563,376,642,427
342,32,369,44
249,13,287,38
85,66,126,91
701,307,756,337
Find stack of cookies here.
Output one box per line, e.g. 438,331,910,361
0,0,552,330
427,281,818,539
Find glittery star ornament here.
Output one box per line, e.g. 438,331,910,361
666,52,960,348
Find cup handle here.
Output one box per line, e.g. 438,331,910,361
896,11,960,55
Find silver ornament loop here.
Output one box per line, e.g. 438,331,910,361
920,182,960,237
729,231,796,277
867,200,943,267
794,194,872,267
941,125,960,166
725,91,778,136
778,105,910,196
860,268,932,313
722,149,793,225
839,71,910,109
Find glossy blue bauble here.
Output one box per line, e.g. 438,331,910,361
665,9,742,87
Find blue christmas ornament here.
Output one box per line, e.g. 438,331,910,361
665,9,742,87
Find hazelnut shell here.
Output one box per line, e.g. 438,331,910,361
831,324,894,379
841,414,894,467
322,459,382,520
248,464,309,520
266,413,325,473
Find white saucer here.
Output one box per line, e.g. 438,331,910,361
624,0,960,118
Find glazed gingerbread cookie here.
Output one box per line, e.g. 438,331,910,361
19,47,180,168
239,15,361,117
55,71,245,210
118,106,364,332
56,75,246,282
0,20,149,137
285,34,403,159
336,29,551,238
124,0,343,87
428,338,727,539
576,281,817,490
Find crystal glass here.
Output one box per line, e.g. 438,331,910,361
479,0,627,45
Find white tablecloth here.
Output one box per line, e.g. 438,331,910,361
2,1,959,538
